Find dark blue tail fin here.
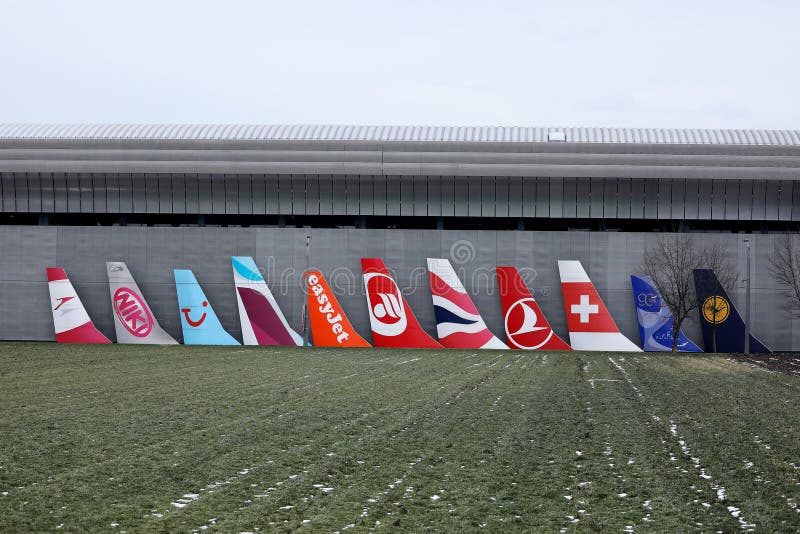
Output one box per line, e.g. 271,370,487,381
630,274,702,352
692,269,771,353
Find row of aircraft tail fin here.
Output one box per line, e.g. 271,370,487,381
46,258,771,353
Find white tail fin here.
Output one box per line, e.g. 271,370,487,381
107,262,178,344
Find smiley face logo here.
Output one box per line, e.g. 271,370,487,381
181,301,208,327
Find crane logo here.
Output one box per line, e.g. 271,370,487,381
702,295,730,324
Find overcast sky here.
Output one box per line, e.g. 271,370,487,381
2,1,798,129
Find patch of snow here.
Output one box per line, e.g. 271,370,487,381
430,495,440,501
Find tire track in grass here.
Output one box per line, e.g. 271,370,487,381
609,356,756,531
187,351,520,532
625,355,800,529
0,348,455,531
321,352,525,532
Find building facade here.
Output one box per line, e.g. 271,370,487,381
1,124,798,348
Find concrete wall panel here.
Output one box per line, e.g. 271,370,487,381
0,225,796,351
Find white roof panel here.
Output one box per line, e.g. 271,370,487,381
0,123,798,146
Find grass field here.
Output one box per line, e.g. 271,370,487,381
1,344,799,532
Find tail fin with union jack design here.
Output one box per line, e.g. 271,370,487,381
427,258,507,349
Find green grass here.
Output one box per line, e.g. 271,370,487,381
0,344,798,532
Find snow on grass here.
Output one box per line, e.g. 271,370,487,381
610,357,756,530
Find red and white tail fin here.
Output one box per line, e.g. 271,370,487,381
361,258,443,349
496,266,571,350
427,258,507,349
557,261,641,352
47,268,111,344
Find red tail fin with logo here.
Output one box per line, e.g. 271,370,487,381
361,258,443,348
496,266,571,350
557,260,642,352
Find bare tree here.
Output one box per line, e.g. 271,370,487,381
768,235,800,319
642,235,737,352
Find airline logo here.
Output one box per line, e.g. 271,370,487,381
496,266,571,350
364,272,408,336
505,298,553,349
361,258,442,349
636,291,660,312
427,258,507,349
306,271,370,347
181,301,208,327
53,296,75,312
112,287,154,337
561,282,618,332
702,295,730,324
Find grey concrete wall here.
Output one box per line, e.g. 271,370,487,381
0,225,797,350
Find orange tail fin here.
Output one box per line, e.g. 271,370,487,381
307,270,371,347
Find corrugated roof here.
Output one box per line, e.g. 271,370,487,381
0,123,799,145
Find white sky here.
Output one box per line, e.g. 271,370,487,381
1,0,798,129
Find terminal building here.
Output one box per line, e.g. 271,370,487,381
0,124,798,349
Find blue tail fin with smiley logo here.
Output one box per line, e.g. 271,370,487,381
174,269,240,345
